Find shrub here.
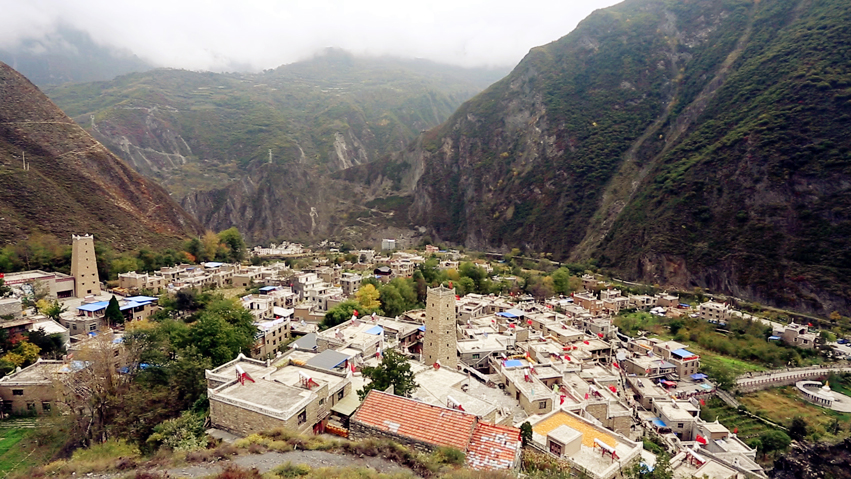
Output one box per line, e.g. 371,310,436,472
212,444,240,459
433,446,466,466
146,411,208,452
186,449,213,463
215,465,263,479
273,462,311,477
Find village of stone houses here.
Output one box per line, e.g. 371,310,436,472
0,234,849,479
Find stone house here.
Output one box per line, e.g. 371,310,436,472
207,355,352,436
350,390,521,471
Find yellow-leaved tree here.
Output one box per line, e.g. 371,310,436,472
355,284,381,312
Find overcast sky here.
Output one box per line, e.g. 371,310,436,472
0,0,623,72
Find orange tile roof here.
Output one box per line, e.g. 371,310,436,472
352,390,477,451
467,422,521,471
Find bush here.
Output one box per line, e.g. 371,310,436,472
215,465,263,479
432,446,466,466
273,462,311,477
146,411,208,452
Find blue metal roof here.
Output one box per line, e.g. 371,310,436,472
119,301,143,311
77,301,109,312
504,359,523,367
364,325,384,335
690,373,708,380
652,417,668,428
259,286,278,292
204,262,224,268
497,312,518,319
418,325,426,332
125,296,158,302
768,336,781,340
671,348,697,358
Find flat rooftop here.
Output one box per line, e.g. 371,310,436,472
410,363,496,418
457,334,510,354
208,357,277,382
271,363,348,393
214,379,313,418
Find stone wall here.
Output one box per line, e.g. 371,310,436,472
210,391,321,436
349,419,440,454
210,399,290,436
0,382,57,415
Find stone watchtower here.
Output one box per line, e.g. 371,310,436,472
71,234,101,297
423,285,457,368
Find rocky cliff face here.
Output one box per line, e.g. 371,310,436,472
770,438,851,479
373,0,850,314
0,62,203,249
47,51,507,236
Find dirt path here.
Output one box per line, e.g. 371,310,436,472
147,450,415,478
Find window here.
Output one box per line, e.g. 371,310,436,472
677,423,684,429
89,323,97,331
319,398,325,406
26,402,35,412
539,401,547,409
472,354,480,360
337,390,344,401
12,390,23,396
42,401,51,412
549,442,563,456
297,409,307,425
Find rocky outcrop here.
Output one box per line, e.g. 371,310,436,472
770,438,851,479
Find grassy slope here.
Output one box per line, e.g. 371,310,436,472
0,424,66,476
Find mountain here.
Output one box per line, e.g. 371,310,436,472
0,62,202,249
358,0,851,314
0,26,154,87
46,51,506,197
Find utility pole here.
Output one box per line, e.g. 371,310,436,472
269,149,272,164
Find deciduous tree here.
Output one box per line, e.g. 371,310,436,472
358,350,417,399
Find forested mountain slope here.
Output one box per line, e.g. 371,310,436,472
365,0,850,314
0,62,203,249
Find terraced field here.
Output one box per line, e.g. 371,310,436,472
699,398,775,441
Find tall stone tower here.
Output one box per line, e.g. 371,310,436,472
423,285,457,368
71,234,101,297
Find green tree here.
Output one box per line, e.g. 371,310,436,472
788,416,808,441
520,422,533,446
0,278,11,298
105,295,124,325
758,430,791,458
38,299,66,320
321,300,360,330
379,278,418,317
217,228,246,263
27,328,65,357
358,349,418,399
418,258,440,284
184,298,257,366
550,267,572,295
